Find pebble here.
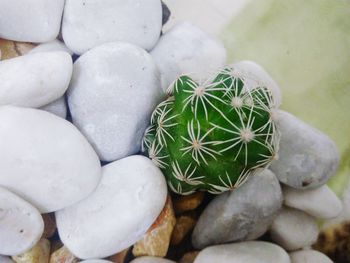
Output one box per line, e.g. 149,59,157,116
283,185,342,219
0,0,65,42
270,110,339,189
12,238,50,263
171,214,197,246
0,187,43,256
193,241,290,263
0,106,102,213
0,39,36,60
231,61,282,107
192,169,282,249
269,207,319,251
173,192,205,214
62,0,162,55
0,256,14,263
133,196,176,257
56,155,167,259
49,246,78,263
80,261,113,263
68,42,162,162
151,22,227,92
0,51,72,108
29,39,73,55
130,257,176,263
40,97,68,119
289,250,333,263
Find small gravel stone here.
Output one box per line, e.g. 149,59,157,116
130,257,176,263
270,110,339,189
0,0,64,42
192,169,282,249
289,250,333,263
193,241,290,263
151,22,226,92
29,39,73,55
283,185,342,219
269,207,319,251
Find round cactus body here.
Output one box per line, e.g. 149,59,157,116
143,67,280,195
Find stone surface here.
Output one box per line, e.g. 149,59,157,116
192,169,282,249
289,250,333,263
68,42,162,161
0,52,72,108
173,192,204,214
40,97,67,119
0,39,36,60
56,156,167,259
49,246,78,263
62,0,162,55
29,39,73,55
193,241,290,263
0,0,64,42
42,213,56,239
283,185,342,219
270,110,339,189
270,207,319,251
107,247,130,263
0,256,14,263
171,214,197,245
231,60,282,107
12,238,50,263
151,22,227,92
130,257,175,263
0,186,44,256
133,195,176,257
0,106,102,213
179,251,199,263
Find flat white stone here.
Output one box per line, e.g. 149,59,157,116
56,155,167,259
130,257,176,263
232,61,282,107
192,169,282,249
0,106,102,213
40,97,67,119
283,185,342,219
68,42,162,162
0,51,72,108
194,241,290,263
270,110,339,189
0,256,14,263
269,207,319,251
0,186,44,256
289,250,333,263
151,22,227,92
0,0,64,42
29,39,73,55
62,0,162,55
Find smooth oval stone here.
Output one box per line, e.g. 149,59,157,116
270,207,319,251
68,42,162,162
0,52,72,108
283,185,342,219
0,0,64,42
29,39,73,55
192,169,282,249
62,0,162,55
232,60,282,107
289,250,333,263
56,155,167,259
270,110,339,189
151,22,227,92
130,257,175,263
0,106,102,213
0,186,44,256
0,256,14,263
40,97,67,119
193,241,290,263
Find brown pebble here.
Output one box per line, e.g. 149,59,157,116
0,39,36,60
42,213,56,239
173,192,205,214
170,213,197,246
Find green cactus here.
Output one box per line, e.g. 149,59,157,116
143,67,280,195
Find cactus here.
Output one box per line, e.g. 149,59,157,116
143,67,280,195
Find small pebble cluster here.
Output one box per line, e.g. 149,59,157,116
0,0,342,263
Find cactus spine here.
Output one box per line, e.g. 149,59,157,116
143,67,280,195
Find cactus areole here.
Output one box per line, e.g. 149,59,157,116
143,67,280,195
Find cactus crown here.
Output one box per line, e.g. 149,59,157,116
143,67,280,195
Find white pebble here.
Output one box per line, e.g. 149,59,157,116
0,186,44,256
289,250,333,263
0,52,72,108
130,257,175,263
151,22,227,92
40,97,67,119
29,39,73,55
270,207,319,251
0,106,102,213
0,256,14,263
56,155,167,259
